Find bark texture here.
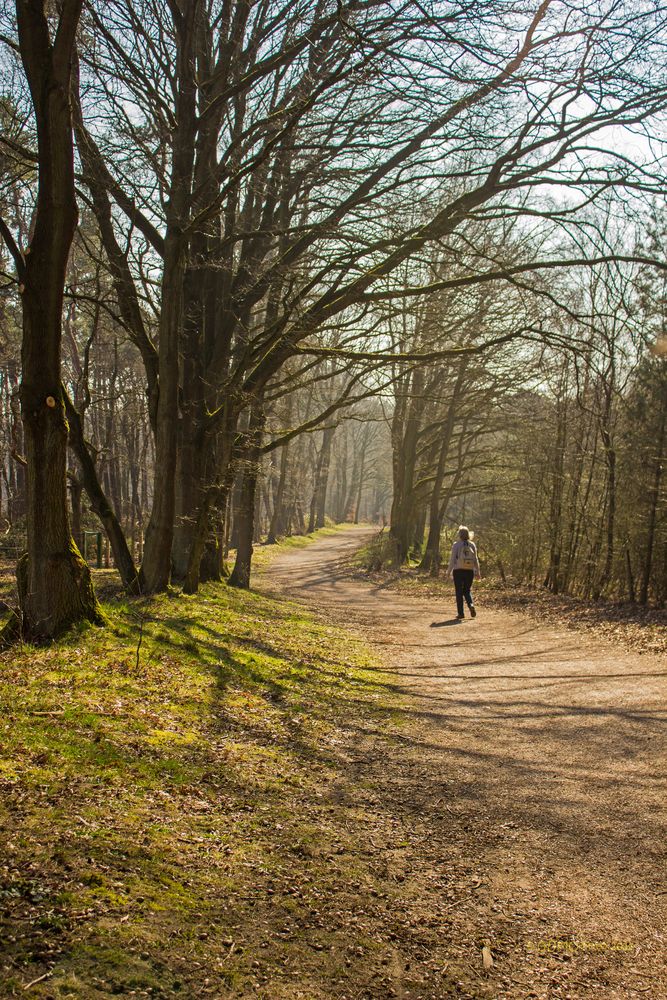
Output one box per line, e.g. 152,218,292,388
64,387,140,594
308,426,335,533
11,0,102,640
139,2,200,593
229,402,265,589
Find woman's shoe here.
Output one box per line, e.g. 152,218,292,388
470,606,477,618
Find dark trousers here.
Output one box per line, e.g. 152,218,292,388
453,569,474,617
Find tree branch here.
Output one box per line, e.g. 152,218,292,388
0,215,26,282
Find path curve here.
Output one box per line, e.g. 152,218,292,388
264,527,667,1000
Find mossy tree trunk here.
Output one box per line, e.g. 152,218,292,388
5,0,103,640
182,418,236,594
199,506,227,583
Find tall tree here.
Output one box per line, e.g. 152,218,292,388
73,0,667,596
0,0,102,640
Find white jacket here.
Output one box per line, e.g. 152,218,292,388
448,538,481,575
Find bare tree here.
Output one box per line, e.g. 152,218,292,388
0,0,102,640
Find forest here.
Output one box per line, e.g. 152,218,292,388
0,0,666,637
0,2,666,997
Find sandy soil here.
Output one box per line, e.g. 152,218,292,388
264,527,667,1000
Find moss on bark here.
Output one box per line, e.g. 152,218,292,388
17,541,107,643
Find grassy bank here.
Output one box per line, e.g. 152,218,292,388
0,531,400,999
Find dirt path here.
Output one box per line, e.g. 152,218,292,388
264,527,667,1000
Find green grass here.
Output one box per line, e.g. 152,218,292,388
0,529,398,999
250,521,362,569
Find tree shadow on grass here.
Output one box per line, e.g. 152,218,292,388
156,611,394,691
137,612,394,773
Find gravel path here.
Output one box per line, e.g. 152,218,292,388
264,527,667,1000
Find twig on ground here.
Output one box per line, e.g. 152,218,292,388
23,970,54,990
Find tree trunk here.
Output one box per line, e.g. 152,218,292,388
139,235,186,592
421,512,443,576
640,389,667,605
343,451,360,522
625,544,636,603
229,401,265,590
353,440,367,524
200,506,227,582
592,384,616,599
7,363,27,522
419,364,466,574
308,425,335,533
64,387,140,593
266,441,290,543
182,483,216,595
411,506,426,558
171,423,204,580
171,257,206,580
183,418,236,593
4,0,102,641
139,4,199,593
69,475,83,550
544,388,567,594
389,368,424,563
182,450,231,594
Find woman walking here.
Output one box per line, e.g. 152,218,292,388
447,526,481,620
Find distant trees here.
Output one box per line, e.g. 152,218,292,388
624,356,667,604
468,263,667,604
384,229,543,568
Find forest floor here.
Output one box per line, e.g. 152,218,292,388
0,526,665,999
